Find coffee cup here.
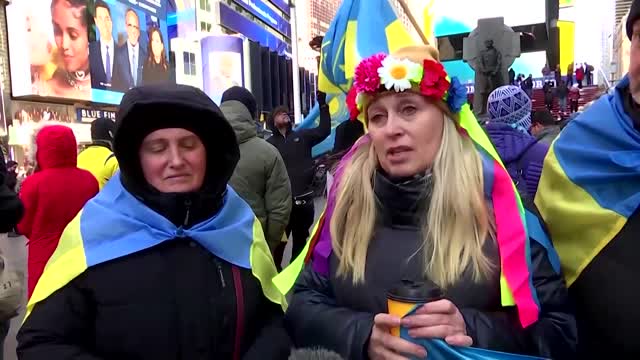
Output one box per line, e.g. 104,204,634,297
387,279,443,336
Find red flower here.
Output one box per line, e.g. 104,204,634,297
420,59,449,98
354,53,387,93
346,87,360,120
421,60,446,86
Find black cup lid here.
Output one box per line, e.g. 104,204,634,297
387,279,443,303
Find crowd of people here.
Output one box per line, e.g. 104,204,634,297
0,1,639,359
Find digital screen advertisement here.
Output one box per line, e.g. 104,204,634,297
431,0,546,38
7,0,171,105
201,36,245,105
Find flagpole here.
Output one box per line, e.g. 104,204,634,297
290,1,303,124
396,0,430,45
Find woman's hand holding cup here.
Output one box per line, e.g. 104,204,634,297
402,299,473,347
368,313,428,360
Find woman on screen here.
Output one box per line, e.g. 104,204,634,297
44,0,91,100
142,27,170,85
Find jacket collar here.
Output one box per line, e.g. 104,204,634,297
374,170,432,228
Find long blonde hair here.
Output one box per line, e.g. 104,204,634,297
330,111,495,288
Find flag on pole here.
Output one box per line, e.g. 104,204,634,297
300,0,414,155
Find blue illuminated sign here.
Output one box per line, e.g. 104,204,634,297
230,0,291,38
219,2,291,55
268,0,290,14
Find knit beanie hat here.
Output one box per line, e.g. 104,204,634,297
627,0,640,40
221,86,258,118
487,85,532,133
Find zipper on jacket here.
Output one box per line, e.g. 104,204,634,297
214,259,226,288
183,199,192,226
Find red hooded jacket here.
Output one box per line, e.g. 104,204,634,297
18,125,98,297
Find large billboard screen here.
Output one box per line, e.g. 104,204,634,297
432,0,546,37
202,36,245,105
7,0,171,105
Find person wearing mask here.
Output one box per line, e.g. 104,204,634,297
17,85,290,359
535,2,640,356
18,125,98,299
221,86,292,258
77,117,119,189
556,80,569,114
267,92,331,263
485,85,549,200
0,150,23,360
284,46,576,360
569,84,581,112
531,110,561,145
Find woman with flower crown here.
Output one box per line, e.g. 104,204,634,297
283,46,576,359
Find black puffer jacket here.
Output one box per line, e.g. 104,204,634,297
0,149,23,232
17,85,291,360
285,171,576,359
266,105,331,197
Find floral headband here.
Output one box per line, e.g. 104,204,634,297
346,53,468,122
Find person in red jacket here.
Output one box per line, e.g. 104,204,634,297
575,64,585,89
18,125,98,298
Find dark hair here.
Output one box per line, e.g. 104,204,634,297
51,0,89,27
94,0,111,16
270,106,290,119
147,27,168,70
532,110,556,127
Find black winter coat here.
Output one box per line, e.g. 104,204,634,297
0,149,23,233
285,172,576,360
17,84,292,360
267,105,331,197
17,239,290,360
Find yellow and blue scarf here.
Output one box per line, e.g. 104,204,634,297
26,175,285,320
535,76,640,286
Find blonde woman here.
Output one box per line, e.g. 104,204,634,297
284,46,576,359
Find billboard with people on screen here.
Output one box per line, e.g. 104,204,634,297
7,0,171,105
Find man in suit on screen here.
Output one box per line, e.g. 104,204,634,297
113,9,146,91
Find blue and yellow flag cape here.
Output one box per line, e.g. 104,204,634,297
26,174,286,320
535,76,640,286
302,0,414,156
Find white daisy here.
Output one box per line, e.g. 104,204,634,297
377,57,422,92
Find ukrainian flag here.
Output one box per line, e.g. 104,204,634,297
297,93,350,157
25,174,286,321
303,0,414,156
319,0,414,93
535,76,640,287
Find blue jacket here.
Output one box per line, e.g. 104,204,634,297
485,122,549,200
